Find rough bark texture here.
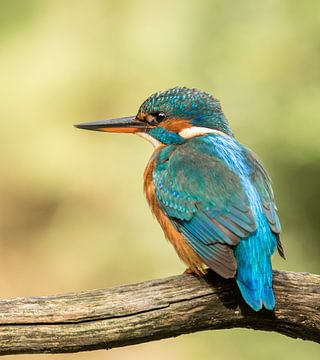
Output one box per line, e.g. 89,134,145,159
0,270,319,355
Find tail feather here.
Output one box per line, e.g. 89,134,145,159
235,235,276,312
236,278,263,311
262,285,275,310
261,257,275,310
236,268,275,311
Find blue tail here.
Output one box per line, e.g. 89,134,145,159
235,232,276,311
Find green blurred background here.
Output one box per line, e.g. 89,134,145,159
0,0,319,359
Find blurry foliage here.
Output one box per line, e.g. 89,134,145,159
0,0,319,359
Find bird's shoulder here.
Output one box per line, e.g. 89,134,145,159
154,134,245,198
153,134,253,223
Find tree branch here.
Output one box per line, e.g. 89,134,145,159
0,270,319,355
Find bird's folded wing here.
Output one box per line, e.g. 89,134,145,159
246,150,284,258
153,142,257,278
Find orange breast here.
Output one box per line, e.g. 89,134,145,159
143,149,204,275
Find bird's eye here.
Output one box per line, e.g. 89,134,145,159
153,112,166,123
147,112,166,126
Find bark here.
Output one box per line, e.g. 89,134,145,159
0,270,318,355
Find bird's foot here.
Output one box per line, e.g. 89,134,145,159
184,267,196,275
183,267,205,276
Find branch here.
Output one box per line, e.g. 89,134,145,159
0,270,319,355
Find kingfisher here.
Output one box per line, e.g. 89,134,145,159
75,87,285,311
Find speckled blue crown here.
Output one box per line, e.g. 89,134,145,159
139,87,233,136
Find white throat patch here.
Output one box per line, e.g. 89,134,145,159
179,126,225,139
137,127,226,148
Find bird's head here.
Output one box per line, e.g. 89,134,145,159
75,87,233,147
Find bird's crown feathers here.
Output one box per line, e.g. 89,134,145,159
139,87,233,136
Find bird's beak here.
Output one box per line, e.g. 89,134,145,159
74,116,147,133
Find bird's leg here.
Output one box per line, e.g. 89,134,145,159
184,267,205,276
184,267,196,274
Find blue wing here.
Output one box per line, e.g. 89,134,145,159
246,150,285,258
153,139,257,278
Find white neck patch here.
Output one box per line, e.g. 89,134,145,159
137,127,226,148
137,132,162,149
179,126,226,139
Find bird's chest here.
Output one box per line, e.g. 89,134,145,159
143,156,158,215
143,148,204,274
143,145,172,216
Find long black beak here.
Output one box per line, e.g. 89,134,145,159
74,116,147,133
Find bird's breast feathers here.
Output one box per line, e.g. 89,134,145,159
143,149,205,274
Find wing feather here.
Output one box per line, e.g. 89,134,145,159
153,140,257,277
246,151,285,258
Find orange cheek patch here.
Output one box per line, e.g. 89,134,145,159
160,119,192,132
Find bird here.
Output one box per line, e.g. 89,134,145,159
75,87,285,311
